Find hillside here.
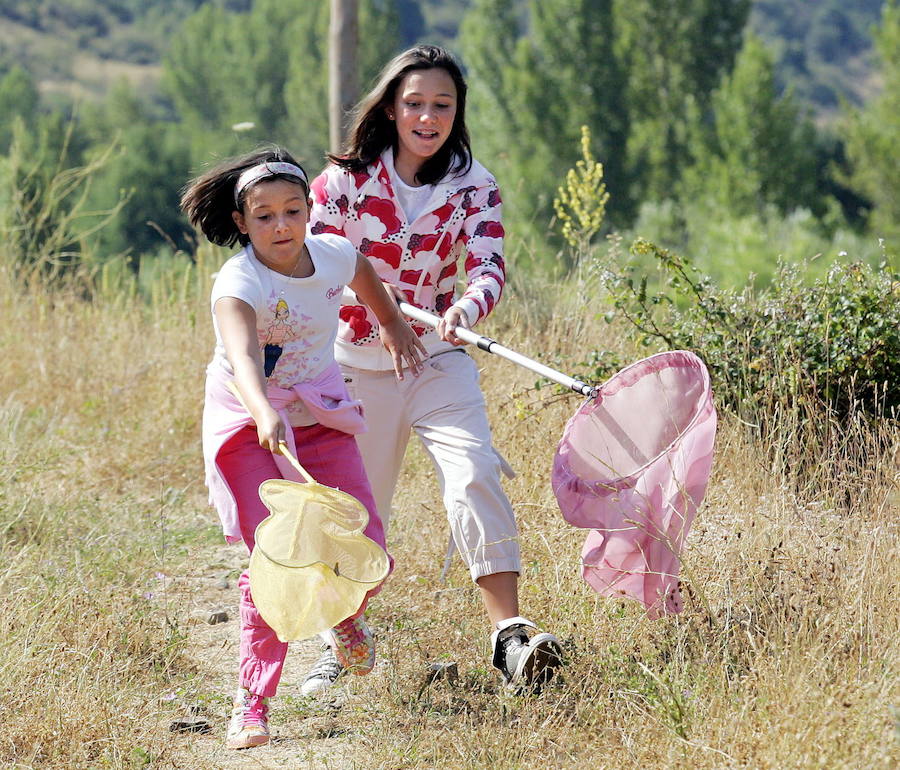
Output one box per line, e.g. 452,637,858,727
0,0,887,121
750,0,886,118
0,17,161,105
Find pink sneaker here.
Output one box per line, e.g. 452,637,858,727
225,687,270,750
326,615,375,675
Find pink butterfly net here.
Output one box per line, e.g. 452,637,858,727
552,350,717,618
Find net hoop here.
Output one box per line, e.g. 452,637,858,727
248,474,390,641
552,349,716,529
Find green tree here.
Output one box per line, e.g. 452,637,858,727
161,4,249,157
615,0,750,203
358,0,402,91
80,81,192,264
683,34,819,217
842,0,900,248
0,114,125,281
461,0,631,254
164,0,401,172
162,0,305,160
283,3,330,170
529,0,630,223
283,0,401,172
458,0,520,169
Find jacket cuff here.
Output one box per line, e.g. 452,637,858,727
453,298,481,327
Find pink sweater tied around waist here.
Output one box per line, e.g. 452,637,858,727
202,361,367,543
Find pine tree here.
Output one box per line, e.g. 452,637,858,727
284,0,401,172
460,0,631,251
81,81,192,263
458,0,520,160
163,0,400,172
684,34,818,216
284,3,331,170
530,0,630,220
0,66,40,153
161,4,249,158
615,0,750,203
842,0,900,248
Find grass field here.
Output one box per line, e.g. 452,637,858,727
0,256,896,769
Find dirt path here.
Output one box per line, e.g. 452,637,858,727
161,542,367,769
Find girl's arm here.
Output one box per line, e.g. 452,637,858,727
436,183,505,346
214,297,285,452
349,255,427,379
452,182,506,329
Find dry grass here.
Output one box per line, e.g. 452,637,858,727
0,259,897,769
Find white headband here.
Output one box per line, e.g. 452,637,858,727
234,161,309,206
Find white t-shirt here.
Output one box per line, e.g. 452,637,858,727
209,232,357,424
385,150,435,224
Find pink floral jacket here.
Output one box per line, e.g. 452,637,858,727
309,150,505,365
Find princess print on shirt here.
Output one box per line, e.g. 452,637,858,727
263,298,297,377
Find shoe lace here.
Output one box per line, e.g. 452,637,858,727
333,616,367,649
234,692,268,728
306,647,343,681
495,625,529,679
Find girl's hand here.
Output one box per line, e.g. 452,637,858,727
254,404,287,453
438,306,471,347
349,256,426,379
379,317,427,380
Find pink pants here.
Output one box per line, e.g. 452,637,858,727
217,423,390,697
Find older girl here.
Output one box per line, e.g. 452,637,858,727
304,46,561,696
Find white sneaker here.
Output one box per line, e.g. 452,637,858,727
491,617,562,693
225,687,270,750
300,646,344,696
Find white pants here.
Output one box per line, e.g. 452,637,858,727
341,351,520,582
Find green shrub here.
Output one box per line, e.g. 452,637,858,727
595,238,900,422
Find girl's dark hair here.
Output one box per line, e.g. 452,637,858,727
180,146,307,247
330,45,472,185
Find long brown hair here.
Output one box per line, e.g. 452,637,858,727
180,146,307,247
330,45,472,185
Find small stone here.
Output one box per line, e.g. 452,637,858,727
207,610,229,625
169,718,212,734
424,661,458,686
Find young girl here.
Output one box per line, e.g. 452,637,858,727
303,45,561,695
182,147,424,750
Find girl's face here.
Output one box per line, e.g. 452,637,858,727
232,179,310,273
389,68,457,183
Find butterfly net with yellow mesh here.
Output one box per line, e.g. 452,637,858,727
248,445,390,642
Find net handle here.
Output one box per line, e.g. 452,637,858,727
399,302,597,398
276,441,316,484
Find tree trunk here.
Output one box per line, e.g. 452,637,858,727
329,0,359,154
